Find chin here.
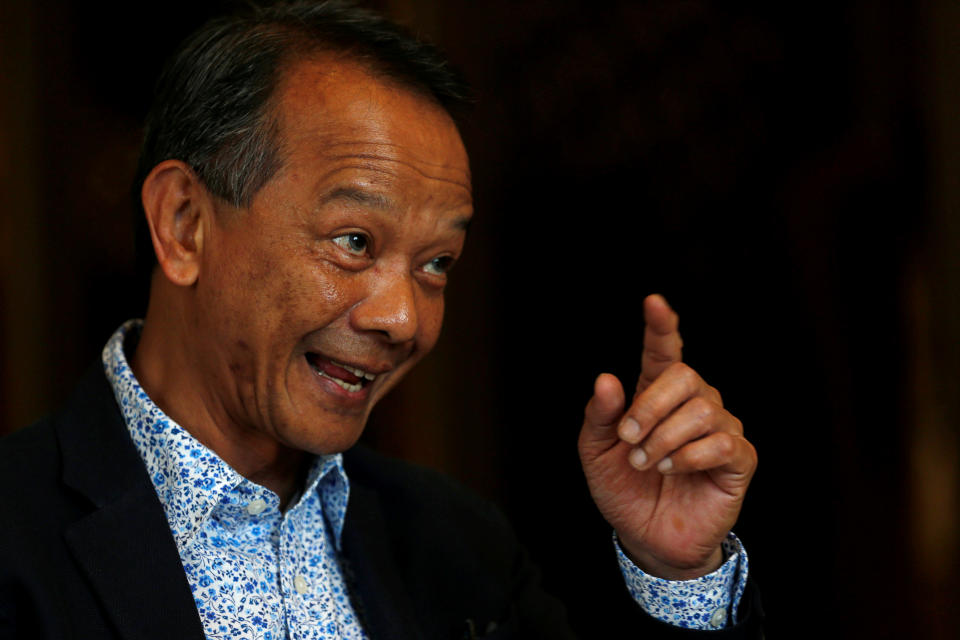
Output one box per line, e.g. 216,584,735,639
282,413,370,456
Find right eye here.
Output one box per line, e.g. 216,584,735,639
332,232,370,256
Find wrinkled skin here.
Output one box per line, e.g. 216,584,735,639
134,58,471,501
578,295,757,579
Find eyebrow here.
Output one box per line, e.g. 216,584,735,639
323,186,394,210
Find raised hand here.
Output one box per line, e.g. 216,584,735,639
578,294,757,579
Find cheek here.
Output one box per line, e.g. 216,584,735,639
195,253,279,383
198,235,298,351
301,261,369,319
311,262,352,311
264,261,369,344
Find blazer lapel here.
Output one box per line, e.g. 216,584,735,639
342,482,424,640
56,364,205,640
63,485,206,640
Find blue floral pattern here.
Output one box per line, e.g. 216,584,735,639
103,321,367,640
103,319,745,636
616,532,747,629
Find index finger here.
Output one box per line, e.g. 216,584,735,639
638,294,683,390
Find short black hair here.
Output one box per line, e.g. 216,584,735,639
132,0,471,294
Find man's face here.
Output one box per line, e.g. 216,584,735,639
190,58,472,455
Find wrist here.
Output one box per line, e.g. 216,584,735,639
619,538,724,580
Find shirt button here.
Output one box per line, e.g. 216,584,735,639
709,607,727,628
294,575,309,594
246,498,267,515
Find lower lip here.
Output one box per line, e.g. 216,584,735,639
305,356,373,404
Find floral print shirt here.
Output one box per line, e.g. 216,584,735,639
104,321,366,640
103,320,746,635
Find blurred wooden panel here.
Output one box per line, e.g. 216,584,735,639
910,0,960,635
0,1,49,435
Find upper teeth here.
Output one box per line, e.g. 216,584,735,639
332,360,377,381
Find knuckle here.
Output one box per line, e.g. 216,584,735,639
666,361,688,377
676,363,700,390
689,396,715,422
715,432,736,457
706,385,723,405
645,349,674,365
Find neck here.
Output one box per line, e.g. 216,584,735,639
131,294,308,507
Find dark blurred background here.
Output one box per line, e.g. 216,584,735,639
2,0,959,637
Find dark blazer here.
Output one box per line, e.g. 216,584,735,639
0,364,762,639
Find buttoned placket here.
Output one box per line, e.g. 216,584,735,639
226,483,288,638
278,493,343,640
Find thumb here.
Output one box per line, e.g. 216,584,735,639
578,373,626,457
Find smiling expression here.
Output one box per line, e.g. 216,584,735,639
190,57,473,455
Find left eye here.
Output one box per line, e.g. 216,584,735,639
423,256,454,276
332,233,370,256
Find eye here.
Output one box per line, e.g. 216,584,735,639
423,255,455,277
332,232,370,256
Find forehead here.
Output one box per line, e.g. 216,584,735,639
271,56,472,197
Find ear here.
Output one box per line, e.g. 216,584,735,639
140,160,210,286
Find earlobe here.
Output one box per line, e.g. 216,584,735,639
141,160,208,286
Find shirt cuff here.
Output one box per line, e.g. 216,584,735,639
614,532,749,630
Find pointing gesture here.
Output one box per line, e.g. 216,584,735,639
578,294,757,579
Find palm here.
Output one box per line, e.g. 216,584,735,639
584,439,745,570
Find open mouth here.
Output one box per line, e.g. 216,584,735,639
305,353,377,393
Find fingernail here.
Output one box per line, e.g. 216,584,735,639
619,418,641,443
629,448,648,469
657,457,673,473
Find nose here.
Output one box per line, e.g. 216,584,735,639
351,265,419,344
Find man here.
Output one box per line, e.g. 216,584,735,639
0,2,761,638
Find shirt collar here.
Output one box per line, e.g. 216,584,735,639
102,319,350,550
